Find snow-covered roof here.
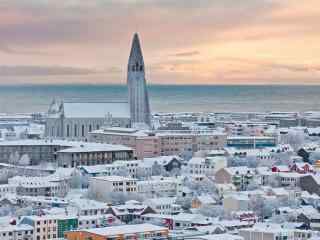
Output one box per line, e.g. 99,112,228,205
198,234,243,240
277,172,307,178
84,223,167,236
0,224,33,233
141,155,182,167
70,198,107,210
270,187,289,196
224,166,253,175
57,144,131,153
91,175,136,182
224,193,249,201
145,197,176,206
195,195,216,205
62,102,130,118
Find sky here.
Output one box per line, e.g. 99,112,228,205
0,0,319,85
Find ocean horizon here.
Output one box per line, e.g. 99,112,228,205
0,84,319,114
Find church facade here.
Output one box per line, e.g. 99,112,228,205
45,33,151,140
45,101,131,140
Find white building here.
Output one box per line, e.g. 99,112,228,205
8,171,70,197
144,197,181,215
0,184,16,198
0,224,34,240
223,194,250,213
187,156,227,176
137,176,183,197
69,198,108,216
46,101,131,140
89,176,137,200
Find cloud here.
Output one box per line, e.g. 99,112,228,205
172,51,200,57
0,65,97,76
0,0,317,84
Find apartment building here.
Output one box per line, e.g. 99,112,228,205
89,127,227,159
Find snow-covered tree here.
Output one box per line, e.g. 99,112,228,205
280,131,305,151
8,151,20,165
246,155,259,168
151,162,166,176
198,205,224,218
70,169,82,189
136,167,151,180
272,151,292,166
19,154,30,166
309,151,320,164
113,168,129,177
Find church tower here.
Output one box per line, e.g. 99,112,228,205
127,33,151,127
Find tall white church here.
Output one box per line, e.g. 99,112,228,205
45,33,151,140
127,33,151,127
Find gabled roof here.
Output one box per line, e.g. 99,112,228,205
128,33,144,66
195,195,216,205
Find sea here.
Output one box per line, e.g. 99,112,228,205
0,84,319,114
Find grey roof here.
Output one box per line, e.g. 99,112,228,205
128,33,144,66
62,102,130,119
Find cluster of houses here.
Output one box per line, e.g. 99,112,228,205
1,111,320,240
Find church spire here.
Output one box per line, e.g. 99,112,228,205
127,32,151,128
128,33,144,68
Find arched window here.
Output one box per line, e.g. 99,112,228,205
74,124,77,137
82,125,85,137
66,125,70,137
89,125,92,132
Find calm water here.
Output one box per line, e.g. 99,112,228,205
0,84,319,113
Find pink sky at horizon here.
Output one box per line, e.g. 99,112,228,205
0,0,318,85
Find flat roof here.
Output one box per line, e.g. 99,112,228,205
83,223,167,236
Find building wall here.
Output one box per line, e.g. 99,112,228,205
0,144,67,165
46,117,131,141
215,169,232,184
57,150,133,168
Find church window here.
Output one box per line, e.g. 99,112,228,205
82,125,85,137
74,124,77,137
89,125,92,132
66,125,70,137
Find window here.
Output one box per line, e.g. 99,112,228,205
82,125,85,137
66,125,70,137
74,124,78,137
